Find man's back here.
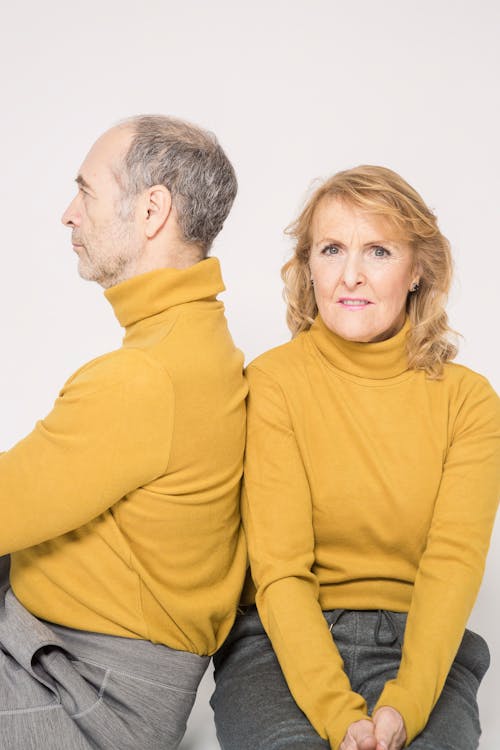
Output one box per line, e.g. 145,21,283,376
8,258,247,654
0,114,245,749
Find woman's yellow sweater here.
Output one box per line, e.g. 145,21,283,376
243,316,500,748
2,258,247,655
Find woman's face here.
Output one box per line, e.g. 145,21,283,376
308,198,419,343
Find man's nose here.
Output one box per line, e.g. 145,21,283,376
61,195,81,227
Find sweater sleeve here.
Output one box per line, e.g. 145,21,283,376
0,347,174,555
374,375,500,744
243,364,369,750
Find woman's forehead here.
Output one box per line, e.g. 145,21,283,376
311,197,408,243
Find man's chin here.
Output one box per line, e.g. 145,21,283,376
77,260,101,284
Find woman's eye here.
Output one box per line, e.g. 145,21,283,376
372,245,390,257
321,244,340,256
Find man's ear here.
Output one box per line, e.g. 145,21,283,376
144,185,173,239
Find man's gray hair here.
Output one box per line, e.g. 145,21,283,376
117,115,237,254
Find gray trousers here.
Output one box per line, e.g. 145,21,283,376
0,556,209,749
211,607,490,750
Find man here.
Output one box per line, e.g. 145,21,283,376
0,115,247,749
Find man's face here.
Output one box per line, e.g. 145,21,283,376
62,127,143,289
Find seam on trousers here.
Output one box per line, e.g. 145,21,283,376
351,612,359,680
0,702,62,716
70,658,198,695
71,669,110,720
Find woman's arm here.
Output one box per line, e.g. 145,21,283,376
244,363,369,749
374,374,500,744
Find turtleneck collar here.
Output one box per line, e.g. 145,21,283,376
309,315,411,380
104,257,225,329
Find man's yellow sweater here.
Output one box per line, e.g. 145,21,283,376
243,316,500,748
2,257,247,655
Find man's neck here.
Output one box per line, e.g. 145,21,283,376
99,242,205,289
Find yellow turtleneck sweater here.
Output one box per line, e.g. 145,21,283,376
2,257,247,655
242,316,500,748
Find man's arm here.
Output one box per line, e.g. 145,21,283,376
0,347,174,554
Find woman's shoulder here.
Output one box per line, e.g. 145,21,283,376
246,333,309,381
440,361,499,419
442,360,497,392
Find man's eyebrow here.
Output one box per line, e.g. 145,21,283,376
75,174,93,190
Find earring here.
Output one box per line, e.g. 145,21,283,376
310,278,314,286
410,282,420,293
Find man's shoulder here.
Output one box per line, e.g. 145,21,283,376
62,347,172,397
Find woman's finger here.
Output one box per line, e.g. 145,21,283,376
373,707,406,750
341,719,377,750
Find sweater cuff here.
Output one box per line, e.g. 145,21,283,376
325,707,371,750
373,681,426,746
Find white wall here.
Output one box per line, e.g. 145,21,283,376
0,1,498,747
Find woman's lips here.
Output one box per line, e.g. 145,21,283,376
337,298,373,308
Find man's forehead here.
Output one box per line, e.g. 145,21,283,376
78,127,133,185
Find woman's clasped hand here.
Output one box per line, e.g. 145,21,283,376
340,708,406,750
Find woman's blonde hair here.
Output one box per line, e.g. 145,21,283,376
282,165,458,378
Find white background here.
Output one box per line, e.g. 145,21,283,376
0,1,498,747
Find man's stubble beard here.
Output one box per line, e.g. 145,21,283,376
77,216,143,289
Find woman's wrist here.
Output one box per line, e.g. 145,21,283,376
372,706,406,750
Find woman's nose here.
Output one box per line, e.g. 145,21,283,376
341,252,365,289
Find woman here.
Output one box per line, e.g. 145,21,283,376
211,166,500,750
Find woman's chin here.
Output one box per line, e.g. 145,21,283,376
323,316,377,343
